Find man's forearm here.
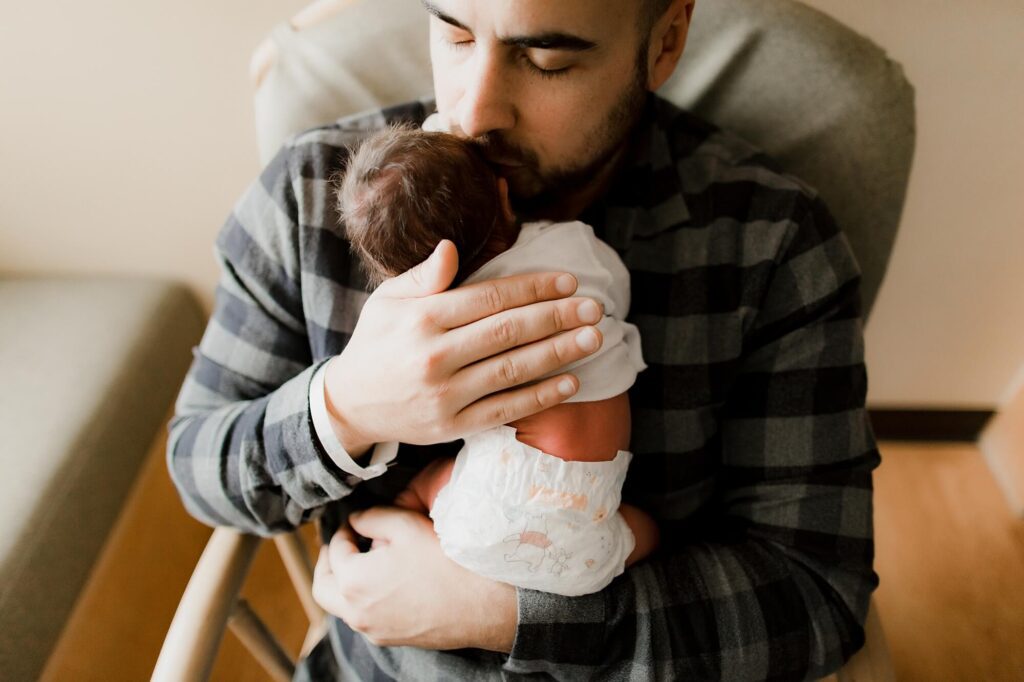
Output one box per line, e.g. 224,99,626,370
169,361,359,535
475,580,518,654
504,531,875,678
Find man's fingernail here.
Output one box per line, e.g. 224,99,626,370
555,274,576,295
576,328,600,352
577,299,600,323
558,378,577,396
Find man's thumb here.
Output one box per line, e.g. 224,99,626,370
376,240,458,299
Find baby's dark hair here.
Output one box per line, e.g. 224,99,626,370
337,123,506,288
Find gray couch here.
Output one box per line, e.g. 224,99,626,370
0,276,204,681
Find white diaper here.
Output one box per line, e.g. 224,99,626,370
429,425,635,597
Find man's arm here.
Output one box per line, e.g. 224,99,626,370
502,196,879,680
167,146,361,536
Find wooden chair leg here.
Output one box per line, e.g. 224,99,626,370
273,531,329,656
228,599,295,682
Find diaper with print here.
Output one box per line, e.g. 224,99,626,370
429,424,635,597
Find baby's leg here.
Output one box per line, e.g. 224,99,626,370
619,503,660,567
393,456,456,514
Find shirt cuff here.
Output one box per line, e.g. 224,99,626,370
309,361,399,483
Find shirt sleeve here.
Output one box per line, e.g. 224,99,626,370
308,362,400,482
502,195,880,680
166,143,362,536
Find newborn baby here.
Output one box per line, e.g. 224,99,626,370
337,124,659,596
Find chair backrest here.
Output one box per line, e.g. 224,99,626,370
254,0,915,318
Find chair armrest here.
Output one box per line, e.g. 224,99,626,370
152,529,261,682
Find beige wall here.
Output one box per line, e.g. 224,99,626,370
0,0,309,306
2,1,1022,407
798,1,1024,408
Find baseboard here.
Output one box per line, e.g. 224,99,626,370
868,409,995,442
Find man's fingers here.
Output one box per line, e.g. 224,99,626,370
329,523,361,559
448,325,602,407
440,296,603,372
453,373,580,434
428,271,578,330
312,546,348,616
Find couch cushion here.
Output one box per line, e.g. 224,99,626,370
0,276,204,681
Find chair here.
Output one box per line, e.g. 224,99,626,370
0,277,204,682
154,0,914,679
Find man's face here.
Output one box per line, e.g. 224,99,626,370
425,0,650,212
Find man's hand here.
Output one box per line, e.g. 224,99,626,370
324,239,604,456
312,506,518,652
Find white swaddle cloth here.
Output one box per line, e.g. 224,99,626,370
461,219,647,402
430,425,635,596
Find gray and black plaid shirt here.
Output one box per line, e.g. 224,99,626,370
169,94,878,681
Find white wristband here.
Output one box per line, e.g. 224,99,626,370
309,362,398,481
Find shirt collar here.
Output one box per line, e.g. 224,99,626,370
580,94,692,252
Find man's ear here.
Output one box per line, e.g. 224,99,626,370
645,0,697,92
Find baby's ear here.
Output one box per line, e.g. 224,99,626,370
497,177,515,224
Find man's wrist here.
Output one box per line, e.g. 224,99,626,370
309,361,395,481
473,580,517,654
323,355,372,459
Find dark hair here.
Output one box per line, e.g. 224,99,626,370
639,0,674,32
336,124,506,288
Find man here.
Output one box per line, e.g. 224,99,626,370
168,0,879,679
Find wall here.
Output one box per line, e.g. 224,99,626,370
799,0,1024,407
0,0,309,306
2,1,1022,407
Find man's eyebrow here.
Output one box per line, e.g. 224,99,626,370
421,1,597,52
422,2,470,31
502,33,596,52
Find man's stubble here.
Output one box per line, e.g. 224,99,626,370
476,53,651,218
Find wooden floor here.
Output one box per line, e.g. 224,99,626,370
40,436,1024,681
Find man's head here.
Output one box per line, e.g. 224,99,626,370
337,125,517,288
425,0,695,216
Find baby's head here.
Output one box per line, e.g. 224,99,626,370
337,124,518,288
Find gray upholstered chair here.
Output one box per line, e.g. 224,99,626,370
154,0,914,679
0,277,204,682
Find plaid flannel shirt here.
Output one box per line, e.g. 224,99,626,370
168,94,879,681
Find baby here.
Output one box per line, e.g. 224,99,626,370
337,124,659,597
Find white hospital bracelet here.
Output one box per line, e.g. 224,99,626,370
309,362,398,480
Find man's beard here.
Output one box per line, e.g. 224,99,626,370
473,65,649,217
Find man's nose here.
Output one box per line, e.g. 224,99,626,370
455,48,516,139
